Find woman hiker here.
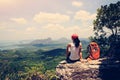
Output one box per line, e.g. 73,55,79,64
66,34,83,63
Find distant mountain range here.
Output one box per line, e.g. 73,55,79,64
29,37,89,45
30,38,53,44
0,37,89,50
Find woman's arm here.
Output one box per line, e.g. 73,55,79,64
66,44,71,58
79,43,83,60
79,53,83,61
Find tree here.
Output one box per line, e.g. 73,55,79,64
93,1,120,59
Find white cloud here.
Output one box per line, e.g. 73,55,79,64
72,1,83,7
26,27,37,33
37,24,93,39
33,12,70,23
0,0,18,7
17,24,93,40
10,18,27,24
74,10,96,21
0,23,93,40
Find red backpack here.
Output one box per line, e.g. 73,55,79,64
88,42,100,60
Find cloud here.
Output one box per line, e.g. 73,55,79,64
72,1,83,7
33,12,70,23
0,0,17,7
38,24,93,39
10,18,27,24
17,24,93,40
0,22,93,40
74,10,96,21
26,27,37,32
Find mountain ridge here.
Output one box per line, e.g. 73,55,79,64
29,37,89,45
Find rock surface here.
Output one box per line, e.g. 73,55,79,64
56,58,120,80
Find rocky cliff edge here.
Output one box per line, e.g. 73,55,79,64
56,58,120,80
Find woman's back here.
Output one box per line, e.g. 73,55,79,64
69,42,81,60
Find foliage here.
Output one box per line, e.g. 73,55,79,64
0,48,66,80
92,1,120,58
0,39,89,79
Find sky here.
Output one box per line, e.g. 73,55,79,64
0,0,119,41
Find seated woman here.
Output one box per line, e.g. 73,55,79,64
66,34,83,63
86,41,100,61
